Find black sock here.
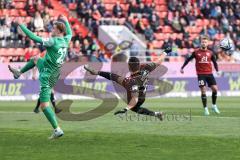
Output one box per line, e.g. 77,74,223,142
133,107,155,116
50,92,56,108
201,94,207,108
212,92,217,105
35,98,40,111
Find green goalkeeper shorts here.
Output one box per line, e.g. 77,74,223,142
37,58,60,103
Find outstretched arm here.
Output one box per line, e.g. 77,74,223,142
19,24,42,43
180,53,195,73
144,46,172,72
59,15,72,42
98,71,124,85
84,65,124,85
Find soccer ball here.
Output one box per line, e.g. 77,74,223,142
219,37,233,51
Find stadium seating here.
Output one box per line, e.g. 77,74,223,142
0,0,239,62
0,0,89,62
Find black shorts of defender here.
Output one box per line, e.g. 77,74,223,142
197,74,217,87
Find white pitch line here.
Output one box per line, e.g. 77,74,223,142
0,111,239,120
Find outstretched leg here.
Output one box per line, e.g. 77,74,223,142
131,101,163,121
9,57,39,79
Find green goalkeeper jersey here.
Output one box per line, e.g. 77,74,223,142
19,21,72,71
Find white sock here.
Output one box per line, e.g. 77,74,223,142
55,127,61,131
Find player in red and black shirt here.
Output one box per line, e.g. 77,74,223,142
180,36,220,116
84,48,171,120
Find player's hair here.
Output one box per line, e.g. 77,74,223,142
53,21,66,35
200,35,209,41
128,57,140,72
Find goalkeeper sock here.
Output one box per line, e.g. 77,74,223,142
212,91,217,105
20,59,35,73
43,106,58,129
201,94,207,108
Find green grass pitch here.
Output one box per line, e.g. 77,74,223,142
0,97,239,160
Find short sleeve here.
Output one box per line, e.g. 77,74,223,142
42,37,55,47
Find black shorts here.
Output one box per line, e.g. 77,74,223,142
197,74,217,87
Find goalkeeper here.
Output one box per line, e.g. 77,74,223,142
8,15,72,139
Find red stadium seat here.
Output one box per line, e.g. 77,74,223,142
171,33,178,40
6,48,15,56
14,0,27,2
19,10,27,16
0,48,7,56
156,5,167,12
157,12,167,18
195,19,203,26
131,18,139,26
178,48,189,56
189,34,199,40
215,34,225,40
2,9,9,15
15,2,25,9
177,33,183,39
10,9,19,17
144,0,153,3
25,17,32,23
203,19,210,26
162,26,173,33
15,48,25,56
105,4,114,11
32,48,40,55
155,0,167,5
104,0,118,4
16,17,24,23
121,4,129,12
152,40,164,48
68,3,77,10
154,33,165,40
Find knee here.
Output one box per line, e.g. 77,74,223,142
40,102,50,110
200,87,206,95
212,87,218,93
